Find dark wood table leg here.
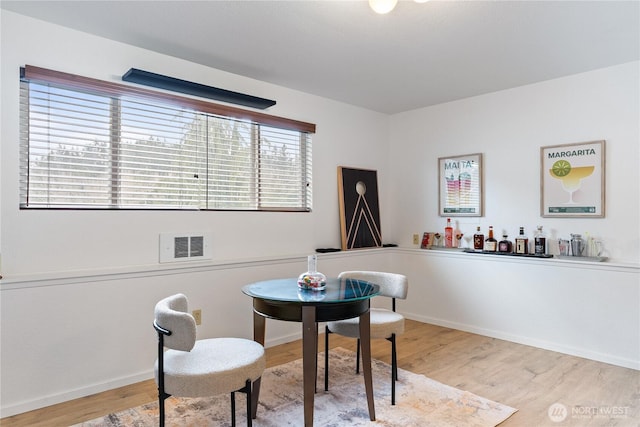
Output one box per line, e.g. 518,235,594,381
302,305,316,427
359,308,376,421
251,310,266,419
314,322,318,393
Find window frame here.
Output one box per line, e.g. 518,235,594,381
19,65,316,212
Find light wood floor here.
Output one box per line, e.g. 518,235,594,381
2,320,638,426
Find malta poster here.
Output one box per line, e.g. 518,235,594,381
541,140,605,218
438,153,483,217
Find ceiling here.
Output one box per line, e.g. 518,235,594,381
2,0,639,114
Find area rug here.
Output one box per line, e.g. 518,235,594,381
74,347,516,426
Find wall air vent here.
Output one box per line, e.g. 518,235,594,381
159,232,212,263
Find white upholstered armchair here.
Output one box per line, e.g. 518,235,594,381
324,271,408,405
154,293,265,426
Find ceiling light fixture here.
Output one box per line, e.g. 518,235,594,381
369,0,429,14
369,0,398,14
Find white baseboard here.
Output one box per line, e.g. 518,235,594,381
4,316,635,419
405,312,640,371
265,332,303,348
1,332,303,418
1,371,153,419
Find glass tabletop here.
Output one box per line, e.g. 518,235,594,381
242,277,380,303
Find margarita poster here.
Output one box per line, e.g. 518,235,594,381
541,140,605,217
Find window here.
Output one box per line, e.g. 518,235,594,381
19,66,315,211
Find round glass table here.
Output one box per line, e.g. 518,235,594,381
242,277,380,426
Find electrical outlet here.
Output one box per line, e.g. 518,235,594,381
413,234,419,245
192,309,202,325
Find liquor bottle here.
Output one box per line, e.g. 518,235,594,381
484,226,498,252
444,218,453,248
498,234,512,253
534,225,546,255
515,227,529,254
473,226,484,250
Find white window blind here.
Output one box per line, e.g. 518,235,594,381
19,66,314,211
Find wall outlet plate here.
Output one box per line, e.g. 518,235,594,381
192,309,202,325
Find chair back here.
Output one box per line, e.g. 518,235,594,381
338,271,408,300
154,293,196,352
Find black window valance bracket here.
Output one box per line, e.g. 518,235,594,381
122,68,276,110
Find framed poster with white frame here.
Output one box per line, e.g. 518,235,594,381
438,153,483,217
540,140,605,218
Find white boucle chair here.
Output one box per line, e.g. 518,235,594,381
154,294,265,427
324,271,408,405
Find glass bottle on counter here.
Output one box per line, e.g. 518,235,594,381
453,220,462,248
534,225,546,255
498,234,512,253
444,218,453,248
473,226,484,250
484,226,498,252
515,226,529,254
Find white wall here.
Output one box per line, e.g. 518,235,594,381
1,10,638,418
0,248,393,417
385,60,640,378
388,61,640,264
0,11,391,278
0,12,391,416
393,250,639,372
